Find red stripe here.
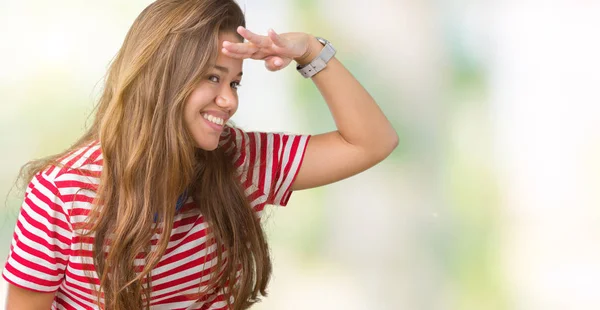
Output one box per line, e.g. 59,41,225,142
232,129,246,168
199,294,229,310
280,135,310,205
23,188,71,238
62,194,95,204
151,261,219,296
64,267,100,287
54,179,98,191
55,296,80,310
242,132,258,188
257,133,268,195
4,260,61,288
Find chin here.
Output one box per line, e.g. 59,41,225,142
195,141,219,151
198,145,218,151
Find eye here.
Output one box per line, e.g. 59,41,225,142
230,81,241,90
208,75,219,83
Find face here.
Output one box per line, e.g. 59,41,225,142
184,32,243,151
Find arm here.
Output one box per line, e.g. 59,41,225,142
2,172,71,309
222,28,398,191
6,284,55,310
290,36,398,190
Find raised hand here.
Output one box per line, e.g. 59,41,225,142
221,26,313,71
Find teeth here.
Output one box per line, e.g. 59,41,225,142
202,113,224,126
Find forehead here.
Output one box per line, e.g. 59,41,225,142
219,31,243,45
215,32,243,71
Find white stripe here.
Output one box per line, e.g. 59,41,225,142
263,133,275,198
59,186,97,198
251,132,261,190
77,163,103,172
70,241,94,254
14,216,70,260
233,127,245,165
273,135,294,198
57,171,101,185
206,299,229,309
70,144,101,170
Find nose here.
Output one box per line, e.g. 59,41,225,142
215,87,238,112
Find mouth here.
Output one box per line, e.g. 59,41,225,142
201,112,226,131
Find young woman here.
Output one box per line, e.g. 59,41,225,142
2,0,398,309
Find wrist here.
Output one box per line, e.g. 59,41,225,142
294,35,324,66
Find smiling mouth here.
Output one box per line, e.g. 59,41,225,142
201,113,225,126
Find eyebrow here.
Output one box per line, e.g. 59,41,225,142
213,65,243,77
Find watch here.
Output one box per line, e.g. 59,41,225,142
296,37,336,78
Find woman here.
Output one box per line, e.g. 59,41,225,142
2,0,398,309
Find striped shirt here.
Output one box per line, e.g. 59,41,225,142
2,126,310,309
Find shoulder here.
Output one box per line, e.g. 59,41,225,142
218,125,248,167
41,140,103,193
218,126,266,167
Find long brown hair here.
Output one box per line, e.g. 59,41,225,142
20,0,271,309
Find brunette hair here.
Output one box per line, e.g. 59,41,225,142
20,1,271,308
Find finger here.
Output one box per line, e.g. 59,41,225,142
264,56,292,71
222,41,258,57
221,47,250,59
268,29,288,48
264,56,283,71
237,26,271,48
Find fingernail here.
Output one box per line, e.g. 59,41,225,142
274,59,283,66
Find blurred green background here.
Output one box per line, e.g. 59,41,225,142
2,1,600,309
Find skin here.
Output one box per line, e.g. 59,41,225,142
6,27,398,309
220,27,398,191
184,32,243,151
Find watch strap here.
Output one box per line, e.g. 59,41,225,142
296,38,336,78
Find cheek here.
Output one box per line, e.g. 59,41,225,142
183,98,196,124
185,87,211,113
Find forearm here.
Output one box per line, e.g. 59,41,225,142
297,36,399,158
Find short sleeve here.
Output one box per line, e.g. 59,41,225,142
220,126,311,207
2,172,72,292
